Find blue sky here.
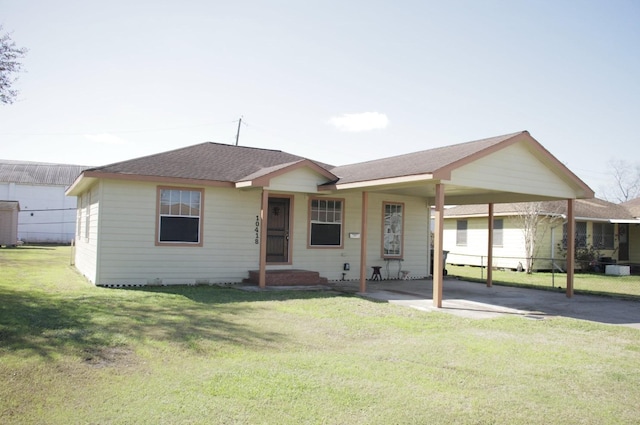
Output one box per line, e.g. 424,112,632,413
2,0,639,197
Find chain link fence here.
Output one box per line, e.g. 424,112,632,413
445,252,640,298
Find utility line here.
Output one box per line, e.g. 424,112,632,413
0,119,238,136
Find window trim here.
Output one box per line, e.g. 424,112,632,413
382,201,404,259
155,186,204,247
307,197,344,249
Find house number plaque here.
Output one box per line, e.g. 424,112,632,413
255,215,260,244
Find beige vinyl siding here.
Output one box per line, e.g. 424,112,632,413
451,142,577,198
95,180,262,285
74,182,100,283
268,168,329,193
79,179,433,285
285,192,429,281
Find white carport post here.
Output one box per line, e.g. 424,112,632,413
566,199,575,298
432,184,445,308
359,191,369,293
487,203,494,287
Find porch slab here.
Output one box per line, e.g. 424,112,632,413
244,269,328,286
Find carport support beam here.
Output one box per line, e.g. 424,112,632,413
566,199,575,298
359,191,369,293
487,203,494,287
433,183,445,308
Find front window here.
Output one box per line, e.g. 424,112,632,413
309,198,343,247
157,187,203,245
593,222,614,249
383,202,404,257
562,221,587,249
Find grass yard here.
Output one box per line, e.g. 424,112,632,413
1,246,640,424
447,264,640,299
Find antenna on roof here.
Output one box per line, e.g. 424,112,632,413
235,116,243,146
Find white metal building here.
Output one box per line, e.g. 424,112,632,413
0,160,89,243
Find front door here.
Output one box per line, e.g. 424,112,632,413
266,197,290,263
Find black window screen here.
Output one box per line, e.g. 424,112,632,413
310,223,341,246
160,216,199,243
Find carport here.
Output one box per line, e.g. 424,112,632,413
324,131,594,307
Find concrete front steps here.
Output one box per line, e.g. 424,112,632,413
244,269,328,286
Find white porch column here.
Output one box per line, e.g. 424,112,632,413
487,203,494,287
359,191,369,293
259,189,269,288
566,199,575,298
432,184,445,308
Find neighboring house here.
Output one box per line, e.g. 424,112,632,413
0,200,20,247
622,197,640,219
0,160,89,243
66,131,593,305
443,198,640,271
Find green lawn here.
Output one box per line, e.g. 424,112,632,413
1,246,640,424
446,264,640,299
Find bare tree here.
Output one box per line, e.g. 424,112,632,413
514,201,565,273
0,26,28,104
601,159,640,203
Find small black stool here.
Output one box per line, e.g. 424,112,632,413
370,266,382,281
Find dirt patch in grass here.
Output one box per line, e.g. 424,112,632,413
82,346,136,368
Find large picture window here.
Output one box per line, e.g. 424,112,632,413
383,202,403,258
157,187,203,245
309,199,343,247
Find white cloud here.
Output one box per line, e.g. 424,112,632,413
328,112,389,132
84,133,127,145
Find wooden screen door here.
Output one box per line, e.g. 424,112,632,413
266,197,290,263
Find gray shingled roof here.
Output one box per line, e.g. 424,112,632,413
0,160,89,186
444,198,635,221
330,132,523,184
86,142,334,182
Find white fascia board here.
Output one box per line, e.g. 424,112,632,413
333,173,434,190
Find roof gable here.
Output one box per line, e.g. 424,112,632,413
330,132,520,185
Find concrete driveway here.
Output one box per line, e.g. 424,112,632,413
330,278,640,329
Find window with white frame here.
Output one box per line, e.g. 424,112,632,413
309,199,343,247
158,188,203,244
383,202,403,257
